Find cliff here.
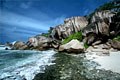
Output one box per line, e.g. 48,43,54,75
12,0,120,52
51,16,88,40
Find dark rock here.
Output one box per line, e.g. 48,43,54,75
5,47,8,50
84,33,97,45
83,10,119,44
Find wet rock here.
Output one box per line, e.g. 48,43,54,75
59,39,85,53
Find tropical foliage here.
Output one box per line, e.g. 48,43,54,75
62,31,83,44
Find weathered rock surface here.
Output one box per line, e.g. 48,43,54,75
59,39,85,53
12,7,120,52
51,17,88,40
111,40,120,50
12,41,28,50
27,36,53,50
83,10,115,36
26,35,60,50
83,10,120,45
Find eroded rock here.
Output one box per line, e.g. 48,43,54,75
12,41,28,50
27,36,53,50
111,40,120,50
51,17,88,40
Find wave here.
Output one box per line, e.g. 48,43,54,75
0,45,11,50
0,50,56,80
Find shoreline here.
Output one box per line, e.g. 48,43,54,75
91,51,120,74
1,48,120,80
0,50,56,80
33,50,120,80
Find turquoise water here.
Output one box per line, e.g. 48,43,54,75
0,50,56,80
0,50,120,80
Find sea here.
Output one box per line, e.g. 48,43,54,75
0,48,56,80
0,46,120,80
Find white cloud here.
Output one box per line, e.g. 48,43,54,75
0,10,66,43
0,11,50,30
0,10,67,30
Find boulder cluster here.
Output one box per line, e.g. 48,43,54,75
11,1,120,53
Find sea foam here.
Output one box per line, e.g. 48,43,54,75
0,50,56,80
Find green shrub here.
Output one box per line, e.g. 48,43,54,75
113,35,120,41
41,33,49,37
41,28,53,37
84,43,89,49
62,31,83,44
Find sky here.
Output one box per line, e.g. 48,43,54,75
0,0,111,44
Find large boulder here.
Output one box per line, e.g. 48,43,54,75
59,39,85,53
27,35,54,50
51,17,88,40
83,10,118,45
111,40,120,50
12,41,28,50
83,10,116,36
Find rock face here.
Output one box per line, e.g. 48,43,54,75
111,40,120,50
12,41,28,50
59,39,85,53
27,36,53,50
51,17,88,40
83,10,115,35
12,7,120,51
26,35,60,50
83,10,118,45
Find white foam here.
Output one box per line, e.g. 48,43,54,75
0,50,56,80
0,45,11,50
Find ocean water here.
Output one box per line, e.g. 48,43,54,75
34,53,120,80
0,49,56,80
1,49,120,80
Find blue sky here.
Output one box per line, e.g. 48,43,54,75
0,0,111,43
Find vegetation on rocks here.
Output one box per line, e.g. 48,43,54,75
87,0,120,23
96,1,119,11
41,27,53,37
84,43,89,49
62,31,82,44
12,0,120,51
113,35,120,41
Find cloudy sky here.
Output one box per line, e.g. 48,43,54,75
0,0,111,43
